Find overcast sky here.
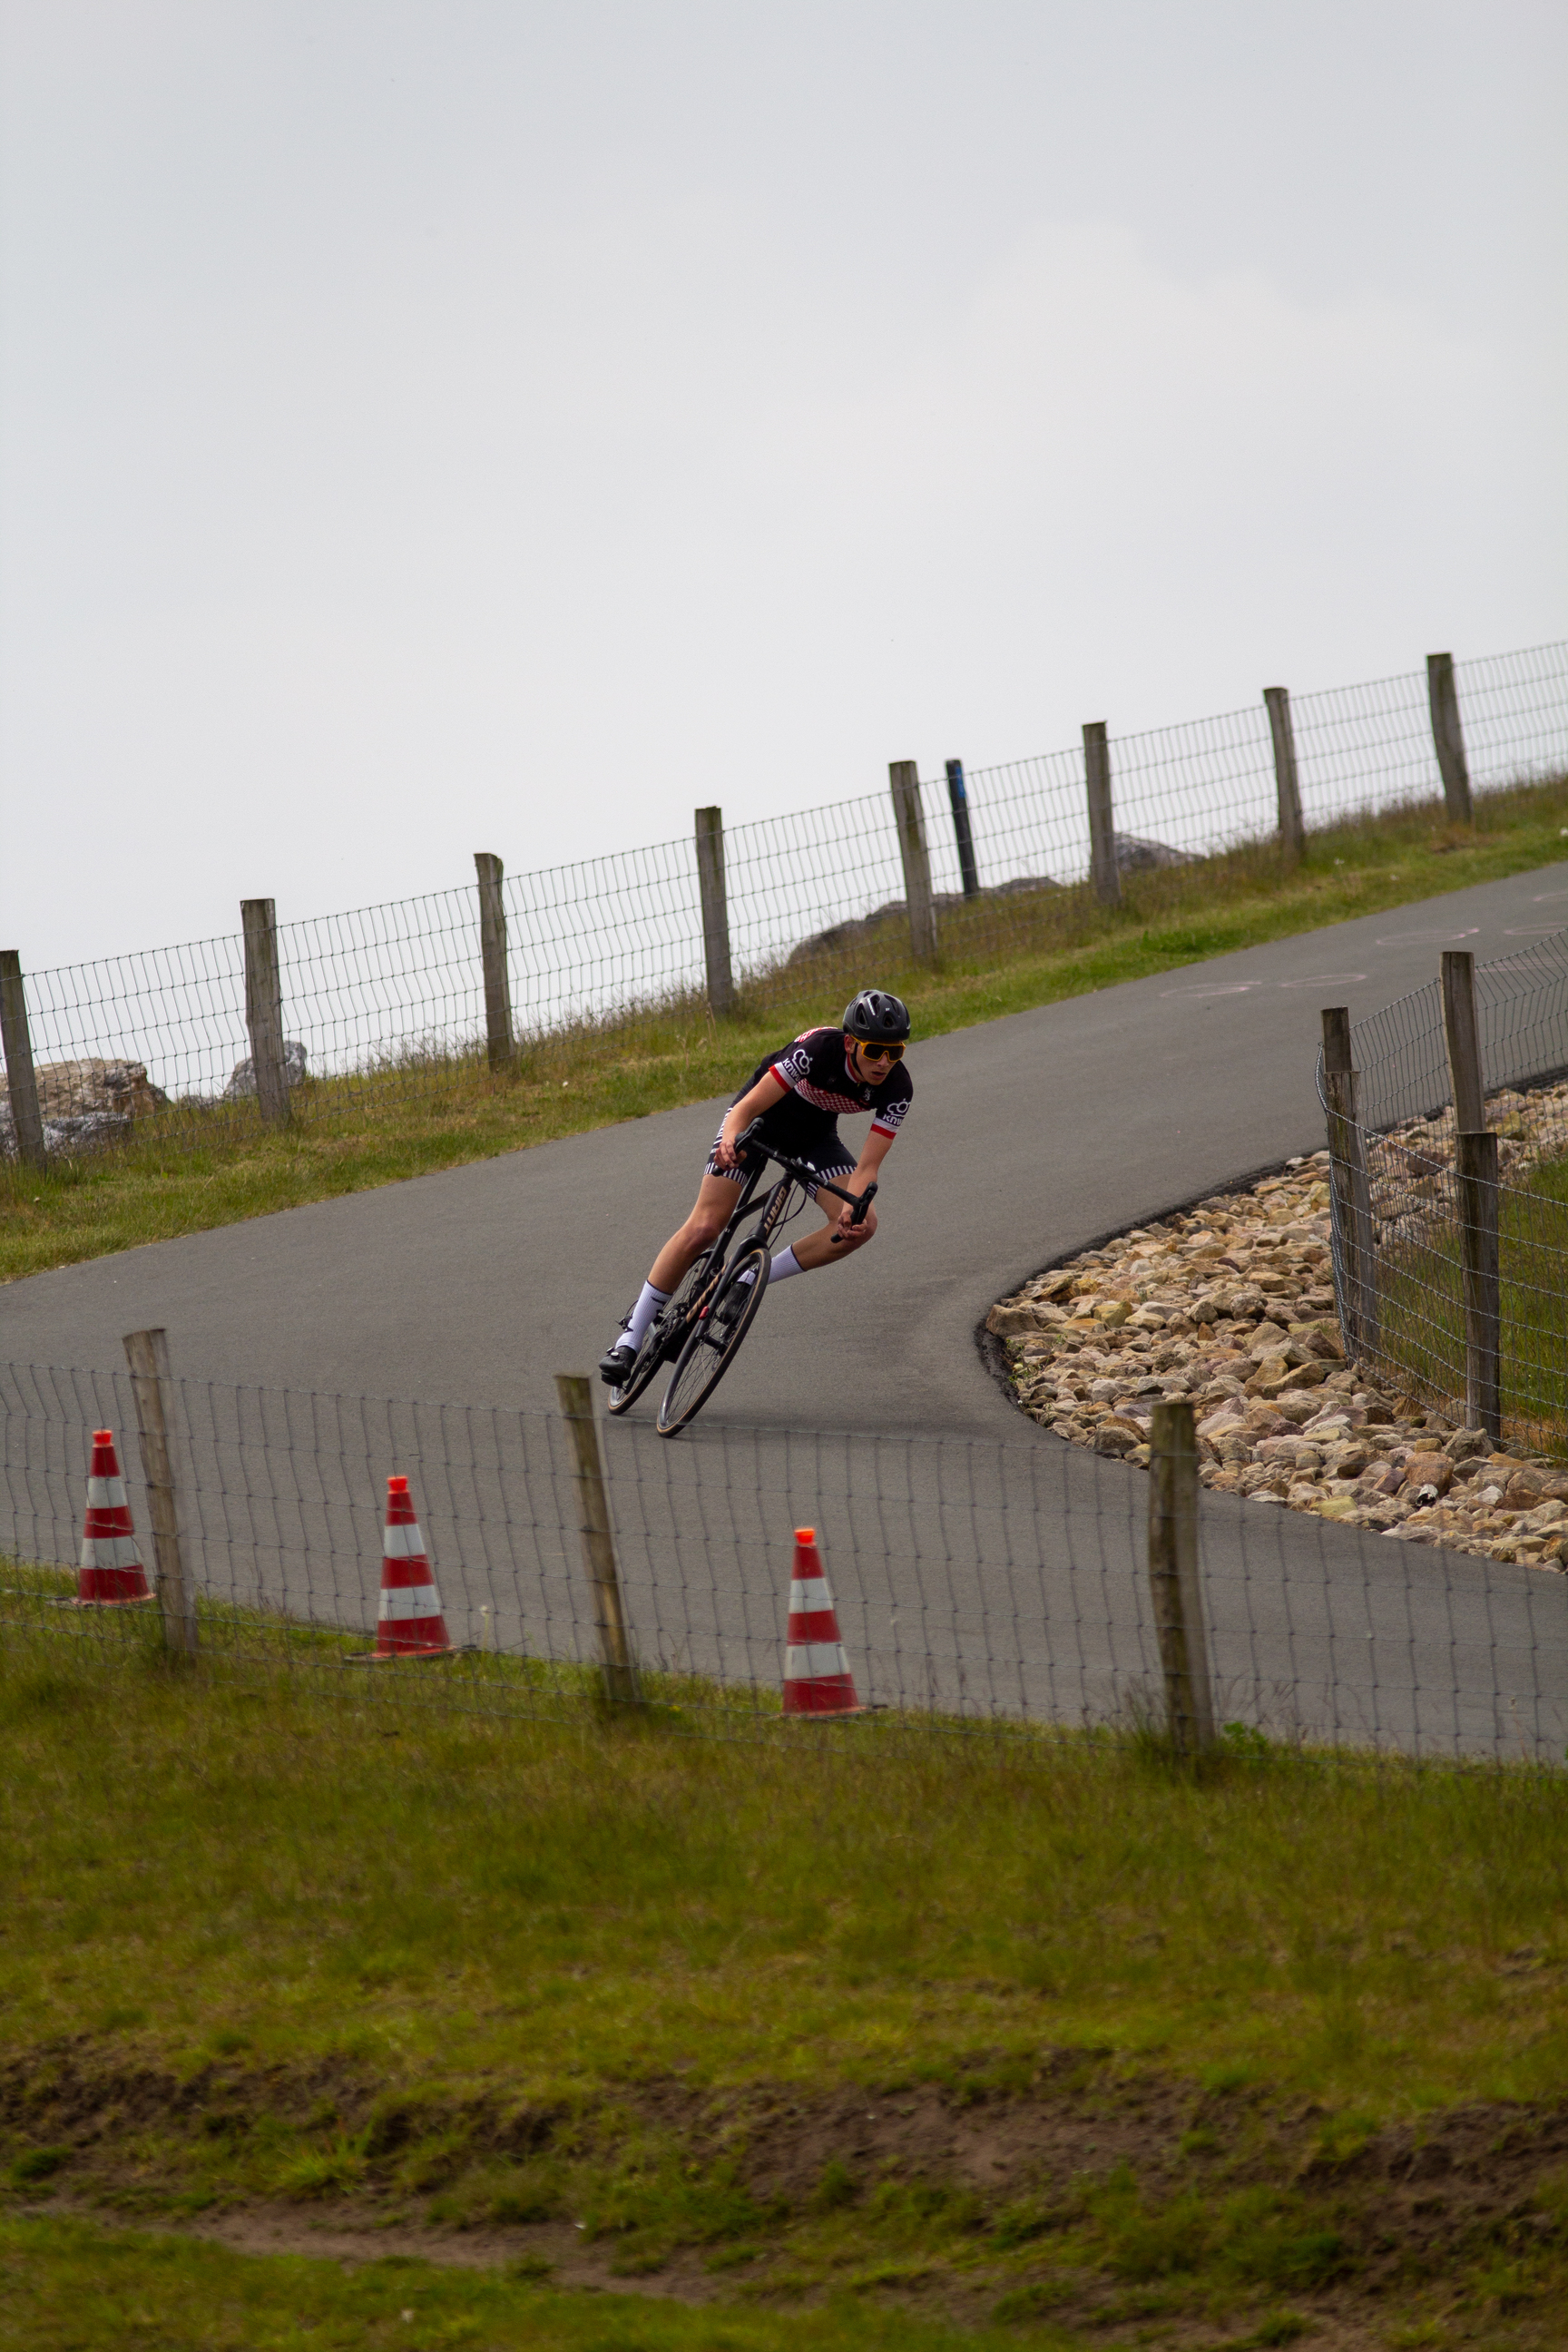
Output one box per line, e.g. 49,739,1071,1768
2,0,1564,972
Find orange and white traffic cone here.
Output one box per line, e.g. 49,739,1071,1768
781,1527,861,1715
76,1429,154,1605
372,1475,456,1657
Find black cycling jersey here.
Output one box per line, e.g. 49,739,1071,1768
734,1025,912,1161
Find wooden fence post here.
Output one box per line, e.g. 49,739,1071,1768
473,853,515,1071
945,760,980,898
240,899,289,1126
1147,1401,1214,1759
1427,652,1474,826
888,761,938,963
0,949,47,1172
1321,1006,1378,1361
694,808,735,1017
1083,722,1121,907
1264,685,1306,863
1440,949,1485,1133
554,1373,642,1708
122,1327,197,1659
1454,1132,1503,1444
1441,949,1500,1438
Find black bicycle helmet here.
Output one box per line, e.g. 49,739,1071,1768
842,988,911,1044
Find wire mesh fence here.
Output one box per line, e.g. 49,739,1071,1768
4,641,1566,1171
3,1356,1565,1764
1320,926,1568,1454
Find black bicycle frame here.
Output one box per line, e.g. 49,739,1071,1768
712,1123,878,1280
648,1127,879,1389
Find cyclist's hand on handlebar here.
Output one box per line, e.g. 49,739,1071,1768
832,1182,877,1241
714,1116,763,1172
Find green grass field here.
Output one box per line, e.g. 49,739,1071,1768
5,780,1566,1287
7,780,1568,2343
0,2219,1044,2352
5,1613,1568,2347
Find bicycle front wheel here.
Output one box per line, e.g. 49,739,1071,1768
655,1245,769,1436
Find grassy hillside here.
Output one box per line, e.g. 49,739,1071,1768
4,1613,1568,2346
4,779,1566,1286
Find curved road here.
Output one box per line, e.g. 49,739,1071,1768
5,864,1566,1759
5,863,1564,1425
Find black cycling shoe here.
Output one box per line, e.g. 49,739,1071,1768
598,1340,637,1387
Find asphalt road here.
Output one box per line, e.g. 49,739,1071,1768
5,861,1565,1427
5,863,1566,1758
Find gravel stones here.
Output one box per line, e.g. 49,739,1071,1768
988,1148,1568,1574
1363,1082,1568,1230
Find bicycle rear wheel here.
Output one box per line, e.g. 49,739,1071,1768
603,1329,665,1416
605,1247,720,1415
655,1244,769,1436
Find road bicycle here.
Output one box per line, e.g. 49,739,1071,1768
604,1122,877,1438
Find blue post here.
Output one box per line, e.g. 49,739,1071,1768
945,760,979,898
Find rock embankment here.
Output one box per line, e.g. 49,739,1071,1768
1360,1083,1565,1246
1,1044,312,1157
988,1120,1568,1572
0,1058,167,1159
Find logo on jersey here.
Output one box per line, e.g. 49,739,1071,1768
775,1029,874,1116
768,1028,912,1140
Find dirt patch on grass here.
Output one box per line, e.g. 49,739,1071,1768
6,2044,1568,2342
2,2041,1196,2195
24,2200,736,2308
684,2049,1182,2200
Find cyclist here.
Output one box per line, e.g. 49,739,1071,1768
599,988,913,1385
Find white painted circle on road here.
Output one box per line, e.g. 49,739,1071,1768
1161,972,1370,999
1503,924,1567,937
1373,926,1480,946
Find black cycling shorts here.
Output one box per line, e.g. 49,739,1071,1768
705,1125,857,1200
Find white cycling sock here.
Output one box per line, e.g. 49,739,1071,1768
737,1244,805,1289
619,1280,671,1353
